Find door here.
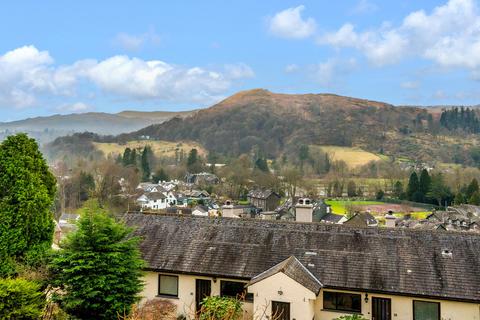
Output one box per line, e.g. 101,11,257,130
372,297,392,320
272,301,290,320
195,279,211,312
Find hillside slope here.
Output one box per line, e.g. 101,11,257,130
0,110,195,144
120,89,423,157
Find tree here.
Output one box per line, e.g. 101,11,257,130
347,181,357,197
0,134,56,276
428,173,451,207
141,146,151,182
0,278,45,319
152,168,170,183
469,191,480,205
298,145,309,171
50,201,144,319
418,169,431,202
454,192,466,205
393,180,403,198
376,189,385,200
187,148,203,173
77,171,95,202
406,171,419,201
122,148,132,166
254,157,269,172
466,178,479,200
282,167,302,201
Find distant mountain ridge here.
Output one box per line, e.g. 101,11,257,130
0,110,196,144
111,89,480,164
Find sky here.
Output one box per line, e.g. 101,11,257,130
1,0,480,121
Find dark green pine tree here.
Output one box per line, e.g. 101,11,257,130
255,157,269,172
406,171,419,201
130,149,137,166
122,148,132,166
0,134,56,276
466,178,479,200
50,201,144,319
418,169,431,202
141,146,151,182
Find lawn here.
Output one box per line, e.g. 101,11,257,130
93,140,207,158
325,200,384,214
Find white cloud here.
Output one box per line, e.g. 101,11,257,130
0,45,254,109
0,46,73,108
310,58,357,86
57,102,93,113
401,81,420,89
224,63,255,79
268,5,316,39
285,64,299,73
319,0,480,72
350,0,378,15
112,30,161,51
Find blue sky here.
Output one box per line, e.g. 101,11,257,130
1,0,480,121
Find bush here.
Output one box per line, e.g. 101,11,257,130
0,278,45,320
120,299,177,320
199,296,242,320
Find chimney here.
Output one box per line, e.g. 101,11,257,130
385,210,396,228
295,198,314,222
221,200,236,218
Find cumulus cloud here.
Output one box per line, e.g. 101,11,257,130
268,5,316,39
319,0,480,73
57,102,93,113
310,58,357,86
112,30,161,51
224,63,255,79
0,45,254,109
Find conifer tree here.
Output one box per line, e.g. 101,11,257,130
0,134,56,275
406,171,419,201
50,201,144,319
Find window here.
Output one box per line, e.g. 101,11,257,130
413,300,440,320
220,280,253,302
323,291,361,313
158,274,178,297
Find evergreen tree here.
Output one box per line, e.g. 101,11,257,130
418,169,431,202
0,278,46,319
255,158,269,172
152,168,169,183
469,191,480,205
298,145,309,170
78,171,95,202
0,134,56,276
50,201,144,319
466,178,479,200
122,148,132,166
324,154,331,173
393,180,403,198
187,148,202,173
130,149,137,166
406,171,419,201
141,146,151,182
454,192,465,205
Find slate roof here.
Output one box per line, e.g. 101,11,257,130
248,256,322,294
124,214,480,303
320,213,344,224
145,192,166,201
247,189,280,200
344,212,378,227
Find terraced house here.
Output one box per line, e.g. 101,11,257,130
125,214,480,320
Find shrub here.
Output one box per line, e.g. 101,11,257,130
199,296,242,320
0,278,45,320
120,299,177,320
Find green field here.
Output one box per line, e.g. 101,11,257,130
325,200,383,214
93,140,207,158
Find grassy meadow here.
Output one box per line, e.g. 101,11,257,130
93,140,207,158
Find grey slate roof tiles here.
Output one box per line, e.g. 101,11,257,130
124,214,480,302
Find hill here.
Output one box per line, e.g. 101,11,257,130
0,110,195,144
48,89,480,166
118,89,422,157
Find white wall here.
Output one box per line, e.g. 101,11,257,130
141,272,253,319
248,272,316,320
